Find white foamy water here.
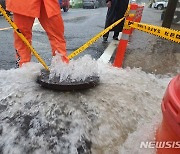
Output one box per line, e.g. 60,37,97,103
0,57,172,154
49,53,99,82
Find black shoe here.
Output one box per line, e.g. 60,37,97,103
6,12,12,16
113,36,119,40
102,37,108,43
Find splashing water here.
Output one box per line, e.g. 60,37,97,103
0,58,172,154
49,53,99,82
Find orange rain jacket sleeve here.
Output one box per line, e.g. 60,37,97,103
6,0,61,18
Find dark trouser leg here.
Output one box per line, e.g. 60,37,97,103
113,19,125,39
103,18,110,39
1,0,11,15
102,24,109,42
1,0,5,9
113,31,119,38
103,31,109,39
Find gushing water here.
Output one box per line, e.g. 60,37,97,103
0,57,171,154
49,53,99,82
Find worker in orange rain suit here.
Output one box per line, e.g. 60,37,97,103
6,0,69,67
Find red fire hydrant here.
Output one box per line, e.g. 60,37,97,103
156,74,180,154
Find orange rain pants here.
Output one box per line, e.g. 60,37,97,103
6,0,68,66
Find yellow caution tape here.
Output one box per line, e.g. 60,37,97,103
127,20,180,44
0,5,49,70
68,17,125,59
68,6,130,60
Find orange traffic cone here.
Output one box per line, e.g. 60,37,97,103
113,3,138,68
135,5,144,23
113,29,131,68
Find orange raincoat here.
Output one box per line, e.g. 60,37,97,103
6,0,68,67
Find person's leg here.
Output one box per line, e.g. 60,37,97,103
38,1,68,62
13,13,34,67
113,19,125,40
103,20,110,42
1,0,6,9
113,31,119,40
103,31,109,42
103,31,109,39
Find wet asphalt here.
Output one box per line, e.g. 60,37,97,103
0,6,179,75
0,7,109,70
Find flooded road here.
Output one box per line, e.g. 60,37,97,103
0,59,171,154
0,4,179,154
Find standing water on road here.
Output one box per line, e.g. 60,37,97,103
0,57,171,154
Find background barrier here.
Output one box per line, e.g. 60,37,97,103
113,3,144,68
135,5,144,23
